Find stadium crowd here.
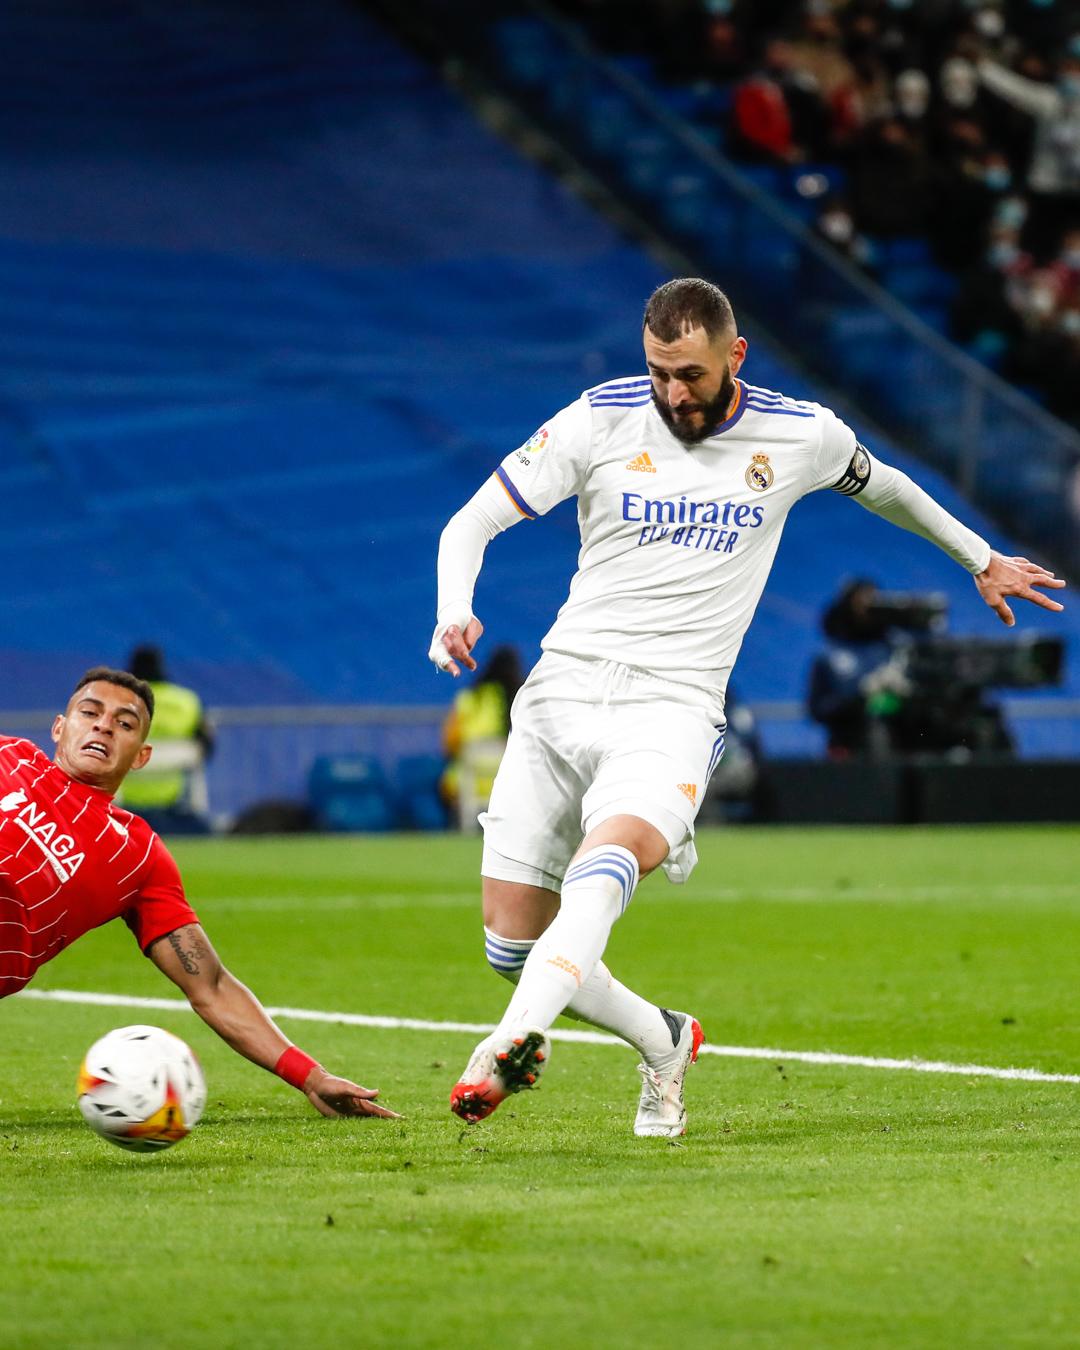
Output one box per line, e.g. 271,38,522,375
552,0,1080,426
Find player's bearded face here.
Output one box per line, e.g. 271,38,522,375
643,323,744,446
652,365,736,445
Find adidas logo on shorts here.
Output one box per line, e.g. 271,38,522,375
677,783,698,805
626,452,656,473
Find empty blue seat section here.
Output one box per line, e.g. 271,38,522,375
309,755,397,833
0,0,1076,763
395,755,450,831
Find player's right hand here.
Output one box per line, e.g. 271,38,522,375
428,611,484,677
304,1070,402,1119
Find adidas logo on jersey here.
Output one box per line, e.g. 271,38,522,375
626,453,656,473
677,783,698,805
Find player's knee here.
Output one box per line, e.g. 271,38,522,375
579,815,670,875
560,843,640,921
483,927,534,984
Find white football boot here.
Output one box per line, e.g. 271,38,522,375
450,1026,550,1123
634,1009,705,1138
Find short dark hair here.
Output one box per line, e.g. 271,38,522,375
72,668,155,723
643,278,736,343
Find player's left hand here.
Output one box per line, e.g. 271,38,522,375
974,552,1066,627
304,1070,402,1119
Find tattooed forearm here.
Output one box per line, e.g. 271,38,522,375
166,927,210,976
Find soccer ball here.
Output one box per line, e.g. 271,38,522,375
76,1024,207,1153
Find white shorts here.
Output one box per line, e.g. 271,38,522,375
480,651,725,892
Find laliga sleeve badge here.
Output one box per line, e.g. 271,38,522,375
515,426,549,468
745,453,774,492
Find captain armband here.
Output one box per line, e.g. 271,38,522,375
832,443,872,497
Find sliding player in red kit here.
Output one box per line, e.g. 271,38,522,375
1,667,398,1120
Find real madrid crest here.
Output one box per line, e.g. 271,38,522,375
745,452,774,492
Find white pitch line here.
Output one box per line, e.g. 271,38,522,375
15,988,1080,1086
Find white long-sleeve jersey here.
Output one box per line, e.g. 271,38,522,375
435,376,991,711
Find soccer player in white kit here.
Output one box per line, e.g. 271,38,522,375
428,278,1065,1136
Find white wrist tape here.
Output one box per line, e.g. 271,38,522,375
428,606,475,672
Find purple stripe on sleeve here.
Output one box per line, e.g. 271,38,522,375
495,465,538,519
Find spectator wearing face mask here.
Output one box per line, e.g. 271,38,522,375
968,3,1008,49
930,138,1018,268
993,192,1030,232
939,55,984,114
976,50,1080,249
895,67,932,129
951,224,1032,362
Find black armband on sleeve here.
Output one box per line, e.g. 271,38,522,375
832,443,872,497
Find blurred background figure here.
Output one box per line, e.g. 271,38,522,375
731,39,822,163
118,645,215,833
807,578,920,758
807,579,1020,760
441,645,523,832
977,47,1080,252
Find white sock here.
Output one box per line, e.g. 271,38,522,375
484,927,682,1065
493,845,639,1036
569,962,687,1065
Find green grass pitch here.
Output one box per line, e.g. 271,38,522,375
3,825,1080,1349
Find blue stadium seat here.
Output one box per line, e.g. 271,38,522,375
661,172,717,237
395,755,449,831
877,237,933,267
620,132,672,194
309,755,397,833
582,89,641,158
656,82,733,125
881,263,958,308
736,163,783,197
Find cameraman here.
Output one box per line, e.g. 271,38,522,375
807,579,914,758
808,580,1014,758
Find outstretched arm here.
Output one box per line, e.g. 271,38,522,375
148,923,399,1119
977,59,1059,119
852,457,1065,625
429,474,524,676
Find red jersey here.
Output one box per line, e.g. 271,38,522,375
0,736,198,998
